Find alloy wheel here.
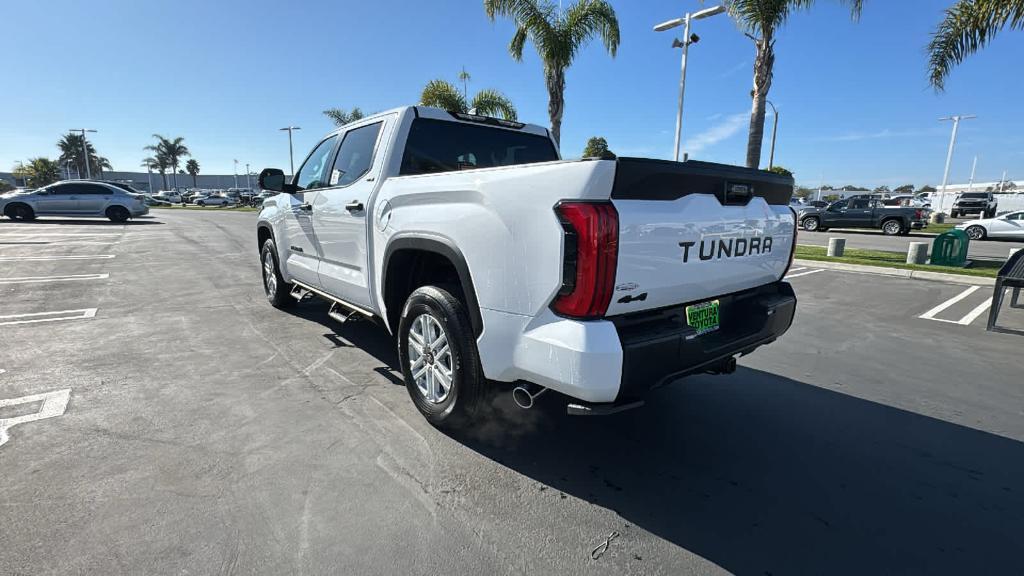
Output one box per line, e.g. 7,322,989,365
262,250,277,297
407,313,454,404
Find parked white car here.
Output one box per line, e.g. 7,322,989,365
195,194,233,206
154,191,182,203
956,210,1024,240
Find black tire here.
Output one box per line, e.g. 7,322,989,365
950,210,959,218
801,216,820,232
5,203,35,221
397,285,484,428
106,205,130,223
197,201,205,206
965,225,987,240
881,219,903,236
260,238,295,308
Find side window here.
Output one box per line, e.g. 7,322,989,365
294,136,338,191
849,198,869,209
80,184,110,195
46,184,74,195
829,200,848,211
1007,212,1023,221
330,122,383,187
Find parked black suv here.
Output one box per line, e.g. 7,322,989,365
951,192,997,218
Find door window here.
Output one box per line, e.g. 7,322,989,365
330,122,383,187
294,136,338,191
1005,212,1023,221
848,198,869,209
79,184,111,195
828,200,848,212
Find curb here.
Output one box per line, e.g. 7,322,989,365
793,258,996,286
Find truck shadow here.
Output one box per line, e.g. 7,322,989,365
451,368,1024,575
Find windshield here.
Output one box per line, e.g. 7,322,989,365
960,192,988,198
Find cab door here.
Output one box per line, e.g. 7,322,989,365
312,117,391,309
283,135,339,288
843,198,874,227
820,199,849,227
35,183,79,213
77,183,114,213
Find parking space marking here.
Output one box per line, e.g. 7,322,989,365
0,274,109,285
919,286,981,320
0,232,124,237
785,269,824,279
0,255,116,262
0,388,72,448
0,308,98,326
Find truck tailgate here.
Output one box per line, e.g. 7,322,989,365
606,158,795,317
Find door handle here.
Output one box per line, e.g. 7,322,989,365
345,200,364,212
298,203,312,212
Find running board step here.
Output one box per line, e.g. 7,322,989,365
328,302,363,324
289,285,314,302
566,400,644,416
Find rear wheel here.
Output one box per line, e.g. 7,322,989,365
5,203,35,221
260,238,295,308
106,206,130,223
965,225,987,240
397,285,483,428
881,219,903,236
801,216,820,232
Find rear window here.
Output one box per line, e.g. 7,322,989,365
400,118,557,176
960,193,988,198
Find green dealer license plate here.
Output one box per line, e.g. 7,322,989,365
686,299,720,335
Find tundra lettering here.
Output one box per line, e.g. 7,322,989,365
679,236,773,263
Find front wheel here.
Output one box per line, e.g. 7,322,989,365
397,286,484,428
882,219,903,236
260,238,295,308
801,216,820,232
965,225,987,240
5,203,36,221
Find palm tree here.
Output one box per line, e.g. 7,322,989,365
146,135,189,190
727,0,863,169
185,159,200,188
323,107,366,127
459,66,472,100
420,79,519,120
928,0,1024,90
141,156,168,190
57,133,108,178
485,0,620,148
15,158,62,188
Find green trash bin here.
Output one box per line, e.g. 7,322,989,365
931,229,969,267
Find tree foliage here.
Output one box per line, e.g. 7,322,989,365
186,159,201,188
14,158,62,188
420,79,518,120
919,185,938,192
768,165,793,177
144,135,189,190
484,0,620,147
928,0,1024,90
726,0,863,168
323,107,366,127
893,184,915,193
57,133,111,178
582,136,616,159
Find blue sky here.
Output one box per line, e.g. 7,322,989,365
1,0,1020,188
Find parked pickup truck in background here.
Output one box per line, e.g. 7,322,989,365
951,191,997,218
798,196,928,235
256,106,798,427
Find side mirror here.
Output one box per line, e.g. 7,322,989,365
258,168,296,193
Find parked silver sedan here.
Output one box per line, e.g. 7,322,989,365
0,180,149,222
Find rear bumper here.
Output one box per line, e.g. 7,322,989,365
611,281,796,401
477,281,796,404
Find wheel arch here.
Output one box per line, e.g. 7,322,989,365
256,221,275,254
382,236,483,338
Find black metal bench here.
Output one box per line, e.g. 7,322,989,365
986,249,1024,332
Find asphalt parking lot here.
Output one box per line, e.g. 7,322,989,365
2,210,1023,575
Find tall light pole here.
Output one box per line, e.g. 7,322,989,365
233,159,239,188
246,163,251,190
967,155,978,192
69,128,97,179
654,5,727,162
766,100,779,170
938,115,975,213
279,126,301,176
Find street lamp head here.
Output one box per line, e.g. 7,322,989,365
692,5,727,20
654,17,684,32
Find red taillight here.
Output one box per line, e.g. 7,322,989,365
915,209,923,219
552,202,619,319
782,207,798,278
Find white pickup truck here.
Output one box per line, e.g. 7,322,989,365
256,106,798,427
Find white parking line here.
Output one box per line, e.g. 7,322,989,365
785,269,824,279
0,255,115,262
919,286,981,320
0,388,72,448
0,232,123,237
0,274,109,284
0,309,98,326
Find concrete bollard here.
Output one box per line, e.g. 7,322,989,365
827,237,846,257
930,212,945,224
907,242,929,264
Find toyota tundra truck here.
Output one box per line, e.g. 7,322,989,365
256,106,798,427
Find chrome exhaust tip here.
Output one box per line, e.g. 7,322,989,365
512,385,547,409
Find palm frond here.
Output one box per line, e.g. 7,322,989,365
419,79,469,112
726,0,862,36
485,0,557,60
470,89,518,120
562,0,620,63
928,0,1024,90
